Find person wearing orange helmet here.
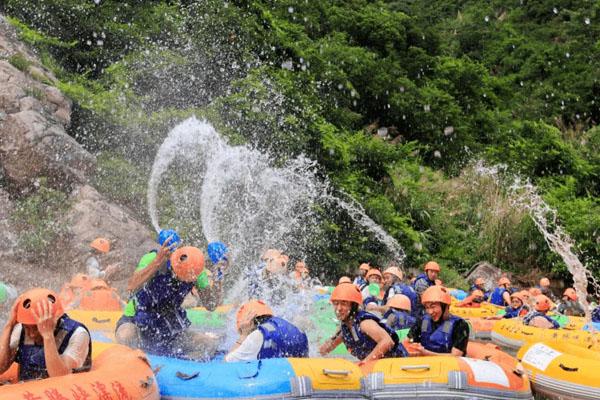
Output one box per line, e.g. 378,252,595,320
225,300,308,362
121,241,218,357
245,249,291,304
361,269,385,312
319,283,407,363
489,276,512,306
86,237,121,283
523,295,559,329
0,288,92,381
338,276,353,284
381,267,418,317
411,261,441,316
557,288,585,317
469,277,490,301
383,294,417,331
489,291,530,320
407,286,469,356
353,263,371,288
455,289,485,308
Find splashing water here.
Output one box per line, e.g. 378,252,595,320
474,162,599,317
148,117,405,276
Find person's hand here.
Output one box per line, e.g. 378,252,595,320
103,263,120,280
318,342,330,356
238,311,256,336
32,299,58,340
405,341,425,357
156,236,177,263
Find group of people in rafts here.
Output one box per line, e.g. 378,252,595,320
0,228,596,382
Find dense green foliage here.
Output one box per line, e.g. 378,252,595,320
3,0,599,286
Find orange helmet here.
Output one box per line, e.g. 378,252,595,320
170,246,204,282
236,300,273,331
424,261,441,272
17,288,64,325
90,238,110,253
510,292,525,304
330,283,363,305
540,277,550,287
534,294,552,312
474,277,485,286
498,277,511,286
387,294,411,311
366,269,383,280
563,288,578,301
421,285,452,305
338,276,352,284
471,289,484,298
359,263,370,272
383,267,403,281
529,287,542,296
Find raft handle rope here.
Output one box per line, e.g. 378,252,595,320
176,371,200,380
139,376,155,389
400,365,431,371
558,363,579,372
322,369,350,376
92,317,112,324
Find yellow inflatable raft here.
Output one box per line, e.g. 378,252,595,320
492,318,600,351
450,303,504,318
518,341,600,400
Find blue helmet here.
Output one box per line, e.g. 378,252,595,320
207,241,229,264
157,229,181,247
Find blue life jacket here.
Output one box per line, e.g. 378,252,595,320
133,263,194,356
523,312,560,329
383,309,416,330
341,311,407,360
353,276,367,288
363,295,382,307
489,287,509,306
412,273,435,291
16,315,92,381
420,314,462,354
384,283,419,317
503,306,524,319
256,316,309,359
592,307,600,323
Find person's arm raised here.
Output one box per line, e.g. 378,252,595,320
127,239,176,292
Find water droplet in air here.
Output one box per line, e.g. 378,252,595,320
288,6,294,13
424,104,431,112
585,17,591,25
444,126,454,136
484,16,490,22
433,150,442,158
553,7,558,14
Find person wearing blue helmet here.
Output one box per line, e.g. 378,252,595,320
115,229,181,347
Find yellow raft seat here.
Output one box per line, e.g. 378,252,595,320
518,341,600,400
492,318,600,351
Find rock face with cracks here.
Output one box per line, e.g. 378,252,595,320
0,14,154,299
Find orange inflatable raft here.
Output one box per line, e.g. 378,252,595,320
0,344,158,399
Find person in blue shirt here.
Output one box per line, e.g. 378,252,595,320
470,277,490,301
523,295,559,329
319,283,407,364
489,277,512,306
225,300,308,362
122,238,219,358
412,261,441,316
383,294,417,330
408,285,469,356
353,263,370,288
